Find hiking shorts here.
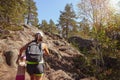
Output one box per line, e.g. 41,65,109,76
26,63,44,76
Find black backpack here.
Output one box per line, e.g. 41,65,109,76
25,41,43,62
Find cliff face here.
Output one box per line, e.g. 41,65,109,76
0,25,84,80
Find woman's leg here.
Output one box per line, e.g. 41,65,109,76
30,74,35,80
35,74,44,80
35,64,44,80
27,64,36,80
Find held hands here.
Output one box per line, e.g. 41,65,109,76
16,56,26,66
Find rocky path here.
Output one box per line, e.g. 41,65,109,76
0,25,84,80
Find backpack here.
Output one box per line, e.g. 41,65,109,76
25,41,43,62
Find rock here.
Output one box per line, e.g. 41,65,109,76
0,26,84,80
80,77,97,80
68,36,93,51
48,70,73,80
53,40,66,46
0,55,4,64
49,48,62,59
23,24,31,28
59,47,67,51
4,50,18,67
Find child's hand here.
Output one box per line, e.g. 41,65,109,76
18,56,26,66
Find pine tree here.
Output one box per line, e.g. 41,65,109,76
69,20,79,37
24,0,38,26
78,18,90,38
49,19,58,34
40,20,49,32
58,4,77,39
0,0,26,25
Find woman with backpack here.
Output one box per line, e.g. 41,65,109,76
16,31,49,80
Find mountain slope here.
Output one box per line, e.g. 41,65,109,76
0,25,85,80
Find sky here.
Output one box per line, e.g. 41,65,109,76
34,0,80,24
34,0,120,24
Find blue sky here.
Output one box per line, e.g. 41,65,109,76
34,0,80,24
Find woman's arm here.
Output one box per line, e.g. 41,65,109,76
16,43,28,64
43,43,49,55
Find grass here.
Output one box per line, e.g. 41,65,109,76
4,25,23,31
0,23,23,39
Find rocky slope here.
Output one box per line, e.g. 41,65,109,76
0,25,93,80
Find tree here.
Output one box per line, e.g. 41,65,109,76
0,0,26,26
78,18,90,38
24,0,38,26
40,20,49,32
58,3,77,39
49,19,58,34
77,1,120,79
77,0,114,31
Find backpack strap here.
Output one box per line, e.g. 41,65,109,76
33,40,42,51
38,43,43,54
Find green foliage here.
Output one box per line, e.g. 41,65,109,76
39,20,49,32
91,24,119,57
0,20,23,31
5,25,23,31
0,0,38,29
0,0,26,24
58,3,77,39
73,55,98,77
73,52,120,80
76,0,120,79
70,41,80,52
78,18,90,39
39,19,59,34
74,24,120,79
24,0,38,26
49,19,59,34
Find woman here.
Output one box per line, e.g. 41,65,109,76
17,31,49,80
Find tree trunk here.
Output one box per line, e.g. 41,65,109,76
27,1,31,25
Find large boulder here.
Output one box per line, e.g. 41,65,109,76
68,36,93,51
4,50,18,67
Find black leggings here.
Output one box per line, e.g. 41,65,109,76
27,64,44,75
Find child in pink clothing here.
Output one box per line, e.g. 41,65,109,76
16,56,26,80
